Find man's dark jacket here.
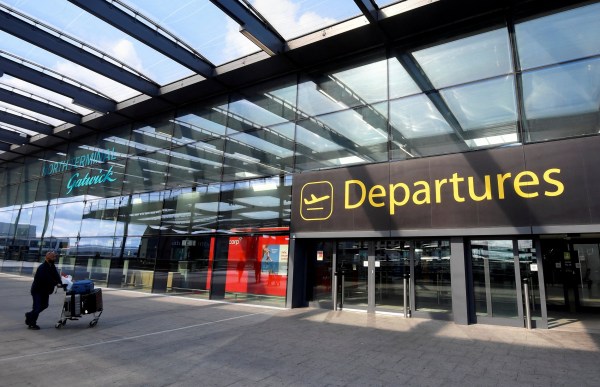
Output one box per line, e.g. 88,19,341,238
31,261,61,295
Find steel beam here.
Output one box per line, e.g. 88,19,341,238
0,110,53,135
0,88,81,125
0,55,116,113
0,9,159,96
68,0,214,77
396,53,466,140
0,127,28,145
210,0,284,55
354,0,379,24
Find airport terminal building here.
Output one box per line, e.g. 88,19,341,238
0,0,599,329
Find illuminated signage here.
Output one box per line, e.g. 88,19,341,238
343,168,563,216
40,148,119,194
65,166,117,194
291,136,600,234
41,148,117,177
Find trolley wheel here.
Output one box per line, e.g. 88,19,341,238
89,320,98,328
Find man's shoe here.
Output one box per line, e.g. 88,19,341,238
28,324,40,330
25,313,31,326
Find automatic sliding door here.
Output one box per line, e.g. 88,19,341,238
374,240,409,312
336,240,369,310
471,240,520,320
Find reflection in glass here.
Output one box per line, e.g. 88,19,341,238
80,198,121,237
574,243,600,308
441,76,517,133
374,240,409,311
388,57,421,100
336,240,369,309
414,240,452,313
217,176,291,234
389,94,454,139
471,240,518,318
523,58,600,141
516,2,600,70
316,103,388,147
413,29,512,89
162,236,213,298
121,236,157,292
224,235,288,307
310,241,334,305
297,57,387,117
330,60,388,104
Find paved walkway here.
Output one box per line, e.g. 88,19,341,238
1,273,600,386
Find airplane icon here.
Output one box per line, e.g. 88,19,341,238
303,194,330,205
300,181,333,221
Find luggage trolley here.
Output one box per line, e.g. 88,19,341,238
56,280,103,328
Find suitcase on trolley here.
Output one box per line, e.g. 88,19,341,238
81,289,103,314
70,279,94,294
56,285,103,328
63,293,81,317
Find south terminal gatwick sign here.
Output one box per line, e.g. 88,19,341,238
291,136,600,234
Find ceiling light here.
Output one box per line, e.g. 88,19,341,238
336,156,365,165
252,183,277,192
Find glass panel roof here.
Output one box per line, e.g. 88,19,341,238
0,30,139,101
251,0,362,40
1,74,93,116
388,58,421,99
389,94,454,139
0,100,65,127
120,0,259,65
2,0,192,85
441,76,517,131
375,0,402,7
515,2,600,70
522,57,600,120
413,28,513,89
316,105,388,146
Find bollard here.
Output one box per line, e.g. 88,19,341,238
403,276,408,318
524,282,532,329
340,272,345,310
333,271,338,311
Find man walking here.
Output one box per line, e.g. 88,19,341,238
25,251,62,330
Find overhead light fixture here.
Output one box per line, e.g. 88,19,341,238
240,26,277,56
252,183,277,192
336,156,365,165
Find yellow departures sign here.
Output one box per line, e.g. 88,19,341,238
345,168,564,215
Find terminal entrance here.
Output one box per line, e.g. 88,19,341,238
305,239,452,316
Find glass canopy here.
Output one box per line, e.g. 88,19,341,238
0,0,597,183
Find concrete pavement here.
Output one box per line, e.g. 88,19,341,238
1,272,600,386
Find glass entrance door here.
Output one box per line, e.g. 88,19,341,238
572,243,600,308
374,240,409,312
542,238,600,312
470,239,544,327
336,240,369,310
334,239,452,315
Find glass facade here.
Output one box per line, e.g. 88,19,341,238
1,3,599,312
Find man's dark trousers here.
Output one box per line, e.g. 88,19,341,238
25,293,50,326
